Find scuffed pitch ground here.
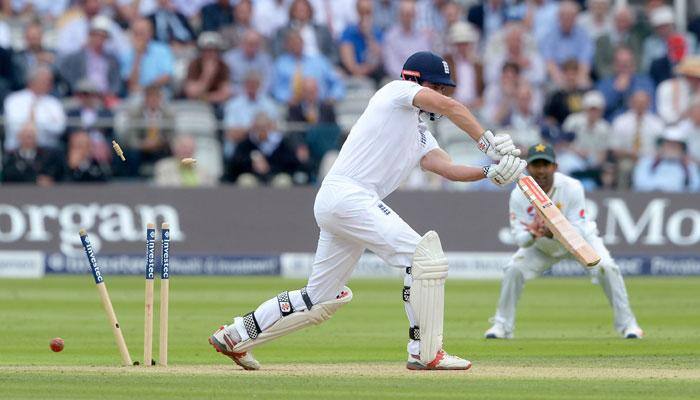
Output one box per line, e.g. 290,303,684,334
3,363,700,380
2,277,699,399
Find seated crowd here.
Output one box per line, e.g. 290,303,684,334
0,0,699,192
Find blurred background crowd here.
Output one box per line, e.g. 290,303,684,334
0,0,699,192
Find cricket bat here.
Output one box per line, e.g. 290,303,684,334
517,176,601,267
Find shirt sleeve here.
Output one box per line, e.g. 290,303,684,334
390,80,423,109
420,129,440,157
509,189,535,248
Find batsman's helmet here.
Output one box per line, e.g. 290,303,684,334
401,51,456,87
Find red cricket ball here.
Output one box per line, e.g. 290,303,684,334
50,338,64,352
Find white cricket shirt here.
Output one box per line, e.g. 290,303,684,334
509,172,598,256
325,80,440,199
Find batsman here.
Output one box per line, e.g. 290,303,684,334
209,51,527,370
485,143,644,340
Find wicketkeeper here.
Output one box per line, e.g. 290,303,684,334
485,143,644,339
209,51,527,370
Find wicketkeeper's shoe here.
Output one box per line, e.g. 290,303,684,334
622,326,644,339
209,326,261,370
406,349,472,371
484,323,513,339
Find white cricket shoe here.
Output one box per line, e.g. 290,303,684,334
484,323,513,339
623,326,644,339
406,349,472,371
209,326,261,370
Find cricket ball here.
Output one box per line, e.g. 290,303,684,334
50,338,64,352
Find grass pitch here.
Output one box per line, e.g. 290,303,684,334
1,276,699,399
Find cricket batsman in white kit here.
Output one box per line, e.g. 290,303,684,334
210,51,527,370
485,143,644,340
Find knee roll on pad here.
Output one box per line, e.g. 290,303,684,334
233,286,353,353
409,231,448,363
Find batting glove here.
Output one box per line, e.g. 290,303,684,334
484,155,527,186
477,130,521,160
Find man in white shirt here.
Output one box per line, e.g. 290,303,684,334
655,57,700,125
610,90,665,159
485,143,643,339
209,51,526,371
632,127,700,192
3,65,66,151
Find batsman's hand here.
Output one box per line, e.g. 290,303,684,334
478,130,521,160
484,155,527,186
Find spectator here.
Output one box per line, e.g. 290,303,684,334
223,71,279,159
270,29,344,104
223,29,273,93
576,0,612,41
483,62,542,127
147,0,196,45
1,124,63,185
121,18,174,96
64,130,111,182
372,0,397,34
641,5,696,73
433,1,465,54
220,0,255,48
273,0,335,61
443,22,483,109
632,127,700,192
55,0,129,58
309,0,358,40
656,57,700,125
252,0,292,38
382,0,433,78
543,59,587,125
595,46,654,120
57,16,121,97
540,1,592,88
3,65,66,151
10,0,69,20
562,90,611,166
339,0,384,85
120,84,174,175
153,134,217,187
200,0,234,33
649,34,688,86
224,111,311,185
609,90,665,188
506,82,543,147
416,0,449,34
484,22,545,87
183,32,232,113
13,21,56,86
287,77,339,176
467,0,510,43
0,46,19,111
594,5,644,79
679,98,700,164
64,79,114,151
520,0,559,47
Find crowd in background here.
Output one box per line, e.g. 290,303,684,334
0,0,699,192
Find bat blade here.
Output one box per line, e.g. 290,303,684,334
517,176,600,267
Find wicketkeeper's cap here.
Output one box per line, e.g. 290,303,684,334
401,51,456,87
526,143,556,164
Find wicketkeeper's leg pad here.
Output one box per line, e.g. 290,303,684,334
409,231,448,363
232,287,353,353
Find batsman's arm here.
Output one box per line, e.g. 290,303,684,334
420,148,485,182
412,88,485,142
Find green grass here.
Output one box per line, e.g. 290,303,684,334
0,276,699,399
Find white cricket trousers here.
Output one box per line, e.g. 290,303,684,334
493,235,639,334
232,176,424,353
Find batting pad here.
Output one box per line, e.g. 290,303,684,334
410,231,448,364
232,287,353,353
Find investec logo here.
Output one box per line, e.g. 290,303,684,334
0,203,184,256
83,239,103,283
161,240,170,279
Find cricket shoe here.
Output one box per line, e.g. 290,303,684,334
406,349,472,371
484,323,513,339
622,326,644,339
209,326,261,370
